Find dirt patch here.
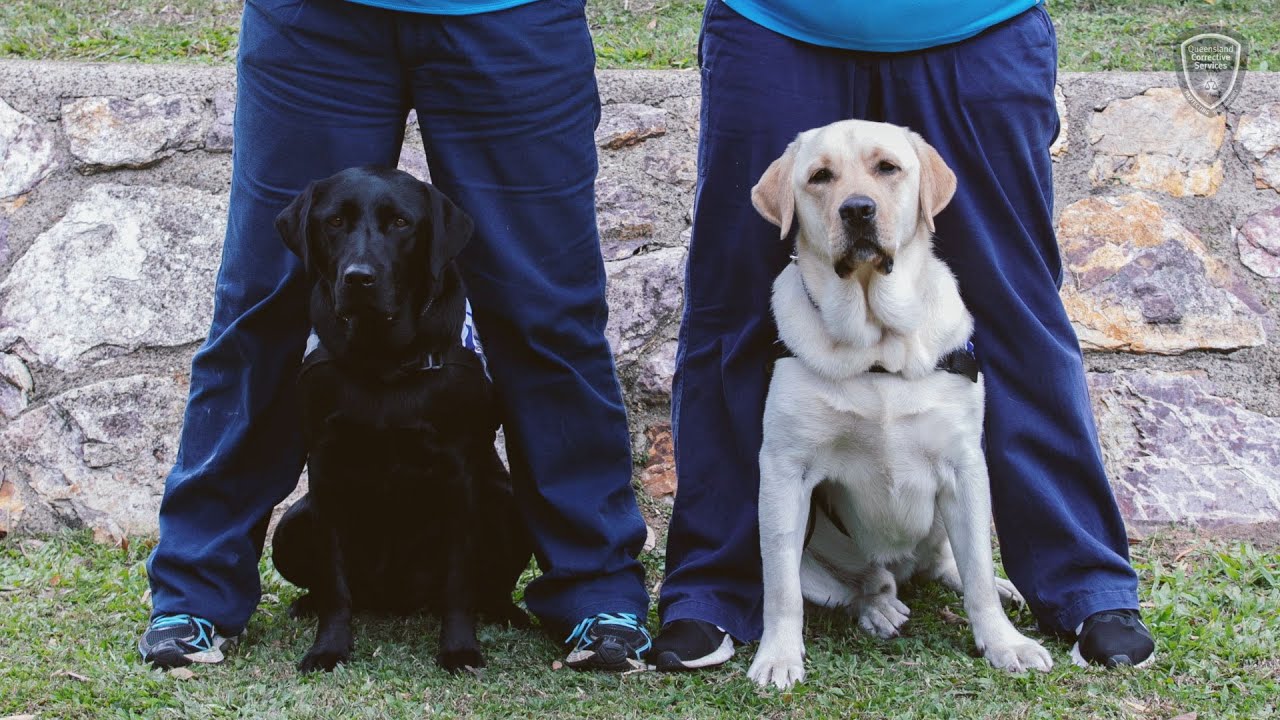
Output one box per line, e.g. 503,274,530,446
1209,521,1280,553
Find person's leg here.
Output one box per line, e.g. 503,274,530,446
143,0,407,665
657,0,870,655
874,6,1143,642
398,0,649,667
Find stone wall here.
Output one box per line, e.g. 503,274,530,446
1,61,1278,540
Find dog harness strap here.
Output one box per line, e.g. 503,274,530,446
936,342,980,383
778,339,980,383
867,342,980,382
804,484,855,548
299,298,490,381
300,331,331,375
300,333,480,381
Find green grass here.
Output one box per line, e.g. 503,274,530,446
589,0,704,69
2,528,1277,718
1,0,1277,70
1052,0,1280,72
0,1,239,63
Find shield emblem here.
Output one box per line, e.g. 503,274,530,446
1179,33,1242,112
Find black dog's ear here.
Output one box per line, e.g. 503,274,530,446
424,183,475,280
275,181,317,269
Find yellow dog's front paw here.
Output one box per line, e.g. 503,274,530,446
747,640,806,690
978,630,1053,673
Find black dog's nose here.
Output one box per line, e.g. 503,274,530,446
839,195,877,222
342,264,376,287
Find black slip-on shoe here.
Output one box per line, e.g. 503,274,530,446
649,619,734,672
1071,609,1155,668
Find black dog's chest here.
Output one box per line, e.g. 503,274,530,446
302,353,495,437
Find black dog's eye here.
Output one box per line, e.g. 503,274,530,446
393,217,408,228
326,216,344,228
877,160,900,175
808,168,834,184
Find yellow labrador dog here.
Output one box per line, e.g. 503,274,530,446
747,120,1052,690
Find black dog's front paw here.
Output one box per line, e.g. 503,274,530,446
298,643,351,673
437,646,485,673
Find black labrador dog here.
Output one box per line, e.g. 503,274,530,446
271,166,532,674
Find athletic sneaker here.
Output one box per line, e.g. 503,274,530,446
649,619,735,671
1071,609,1155,668
564,612,652,671
139,613,234,668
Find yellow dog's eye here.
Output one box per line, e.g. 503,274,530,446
877,160,899,174
808,168,833,184
393,217,408,228
326,216,344,228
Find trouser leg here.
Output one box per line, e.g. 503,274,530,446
401,0,648,633
148,0,407,634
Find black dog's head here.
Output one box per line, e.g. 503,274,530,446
276,166,474,327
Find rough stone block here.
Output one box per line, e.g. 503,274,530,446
1057,193,1265,354
0,183,225,371
1087,87,1225,197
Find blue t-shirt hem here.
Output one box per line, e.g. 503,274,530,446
721,0,1042,53
343,0,541,15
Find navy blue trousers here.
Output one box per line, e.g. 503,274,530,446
148,0,648,637
661,0,1139,641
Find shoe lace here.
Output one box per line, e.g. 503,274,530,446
564,612,649,648
152,613,214,647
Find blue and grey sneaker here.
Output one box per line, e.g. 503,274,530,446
139,613,234,668
564,612,652,671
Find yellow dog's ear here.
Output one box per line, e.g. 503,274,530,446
751,141,799,239
908,131,957,233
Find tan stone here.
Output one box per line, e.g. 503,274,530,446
1087,87,1225,197
1,99,59,199
1237,102,1280,192
0,374,187,537
1234,205,1280,278
0,352,33,420
1050,84,1068,159
640,422,676,499
1057,193,1265,354
605,245,686,362
0,471,24,539
0,183,225,372
596,103,667,149
62,94,209,170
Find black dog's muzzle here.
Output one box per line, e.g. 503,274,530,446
334,260,397,322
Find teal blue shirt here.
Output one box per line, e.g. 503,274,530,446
344,0,539,14
722,0,1042,52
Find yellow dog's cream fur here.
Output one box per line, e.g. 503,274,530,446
748,120,1052,690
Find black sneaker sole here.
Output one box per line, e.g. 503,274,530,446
565,652,646,672
141,636,231,669
144,645,196,669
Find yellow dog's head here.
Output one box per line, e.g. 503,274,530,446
752,120,956,277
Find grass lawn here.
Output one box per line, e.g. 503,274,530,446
2,525,1277,718
0,0,1277,70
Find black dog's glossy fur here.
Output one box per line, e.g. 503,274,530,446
270,166,532,674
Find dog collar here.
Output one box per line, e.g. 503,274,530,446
795,259,822,312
